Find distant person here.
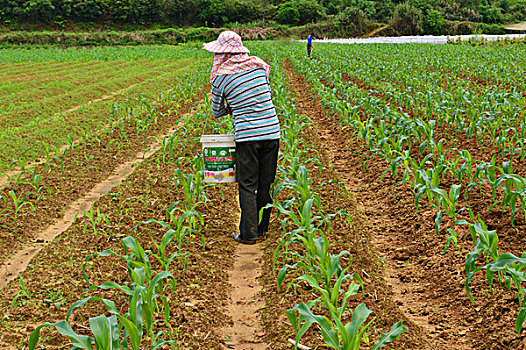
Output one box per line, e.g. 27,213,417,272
307,33,316,57
202,31,280,245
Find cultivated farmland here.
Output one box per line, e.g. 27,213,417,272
0,42,525,349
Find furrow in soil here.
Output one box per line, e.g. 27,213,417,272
0,120,185,290
222,205,268,349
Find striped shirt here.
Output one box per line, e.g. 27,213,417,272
211,68,280,142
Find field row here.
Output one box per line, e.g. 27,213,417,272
0,51,208,171
272,41,526,348
0,43,412,350
0,49,222,348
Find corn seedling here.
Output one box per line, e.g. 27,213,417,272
4,189,35,231
23,173,51,201
431,184,471,253
10,278,31,308
74,205,109,235
466,250,526,333
35,140,60,173
76,153,95,169
80,236,175,347
83,236,153,290
287,300,407,350
29,294,177,350
135,212,194,271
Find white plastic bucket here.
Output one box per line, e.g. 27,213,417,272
200,134,236,183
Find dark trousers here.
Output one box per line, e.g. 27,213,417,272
236,139,279,240
307,44,313,57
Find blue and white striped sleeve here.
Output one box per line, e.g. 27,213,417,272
211,77,227,118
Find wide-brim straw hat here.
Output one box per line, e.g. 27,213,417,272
203,31,250,54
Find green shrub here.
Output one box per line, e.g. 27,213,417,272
390,2,422,35
453,21,474,35
277,2,300,25
338,7,369,37
423,9,445,35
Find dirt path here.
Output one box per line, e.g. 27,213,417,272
221,206,268,349
65,83,140,113
0,119,183,290
283,60,472,349
222,243,267,349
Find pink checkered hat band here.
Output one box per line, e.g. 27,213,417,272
203,31,250,54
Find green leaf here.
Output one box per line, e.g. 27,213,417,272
293,303,339,348
67,297,118,321
151,339,177,349
287,306,314,347
142,302,153,334
297,275,321,291
117,315,141,350
161,296,171,322
131,267,146,286
286,308,299,332
345,303,372,344
39,320,93,349
98,282,133,295
372,321,408,349
89,315,111,349
434,210,442,236
277,264,295,292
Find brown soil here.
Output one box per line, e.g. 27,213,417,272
0,88,273,350
0,130,164,289
2,50,525,350
0,104,239,348
222,241,268,349
255,63,419,349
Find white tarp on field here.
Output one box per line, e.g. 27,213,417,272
304,34,526,44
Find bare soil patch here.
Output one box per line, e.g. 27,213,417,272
222,241,268,349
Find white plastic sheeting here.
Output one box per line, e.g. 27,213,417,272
301,34,526,44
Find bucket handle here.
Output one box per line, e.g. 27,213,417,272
203,102,231,135
202,113,209,135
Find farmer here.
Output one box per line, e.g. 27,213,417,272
307,33,316,57
203,31,280,245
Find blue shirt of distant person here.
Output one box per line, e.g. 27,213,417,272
307,33,315,57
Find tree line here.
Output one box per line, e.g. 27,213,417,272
0,0,525,35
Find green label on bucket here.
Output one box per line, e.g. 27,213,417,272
203,147,236,171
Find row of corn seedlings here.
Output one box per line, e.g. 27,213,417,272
309,44,525,154
0,69,208,240
305,44,525,163
290,46,526,240
0,61,162,131
283,42,526,332
248,45,407,349
0,56,205,171
27,82,224,349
